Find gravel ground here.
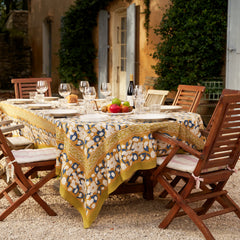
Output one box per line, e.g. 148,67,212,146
0,162,239,240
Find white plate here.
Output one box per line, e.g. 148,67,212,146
27,103,53,110
45,109,79,117
44,97,59,101
7,99,34,104
101,111,134,116
130,113,171,121
67,102,78,106
80,114,109,122
160,105,182,112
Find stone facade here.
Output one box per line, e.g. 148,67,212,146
0,10,31,90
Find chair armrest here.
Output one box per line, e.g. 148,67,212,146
153,131,202,158
0,120,13,126
1,124,25,134
200,129,209,137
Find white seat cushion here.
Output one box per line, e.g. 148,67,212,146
157,154,199,173
6,136,33,146
12,147,61,164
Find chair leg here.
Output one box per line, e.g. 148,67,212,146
0,168,56,220
159,176,182,198
157,174,215,240
32,192,57,216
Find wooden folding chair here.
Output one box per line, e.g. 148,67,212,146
0,128,60,220
172,85,205,112
203,89,240,135
11,78,52,98
152,93,240,240
0,120,34,195
144,90,169,106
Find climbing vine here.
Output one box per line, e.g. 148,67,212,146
58,0,114,87
143,0,151,43
58,0,152,87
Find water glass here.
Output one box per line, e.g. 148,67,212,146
79,81,90,98
150,104,161,114
135,96,145,113
100,82,112,99
58,83,71,99
83,86,96,114
36,80,48,95
29,92,37,99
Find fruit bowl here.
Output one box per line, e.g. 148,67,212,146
100,98,133,114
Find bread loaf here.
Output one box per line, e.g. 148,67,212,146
66,94,78,103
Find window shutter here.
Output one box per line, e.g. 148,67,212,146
98,10,109,98
126,3,136,88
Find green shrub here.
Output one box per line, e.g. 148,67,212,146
152,0,227,90
58,0,113,87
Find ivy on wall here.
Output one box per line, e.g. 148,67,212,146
58,0,114,87
143,0,150,43
58,0,152,87
152,0,227,90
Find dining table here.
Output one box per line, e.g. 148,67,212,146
0,99,206,228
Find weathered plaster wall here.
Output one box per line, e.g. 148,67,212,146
29,0,169,93
28,0,75,92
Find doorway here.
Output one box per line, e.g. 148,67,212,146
112,9,127,100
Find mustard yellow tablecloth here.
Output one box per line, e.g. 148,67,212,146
0,101,206,228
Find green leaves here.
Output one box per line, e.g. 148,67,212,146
58,0,114,87
152,0,227,90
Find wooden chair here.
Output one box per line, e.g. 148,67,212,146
203,89,240,135
0,120,34,149
152,93,240,240
0,127,60,220
11,78,52,98
144,90,169,106
0,120,35,195
172,85,205,112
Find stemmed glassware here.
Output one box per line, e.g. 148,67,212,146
84,86,96,100
58,83,71,100
79,81,90,98
100,82,112,100
36,80,48,95
36,80,48,102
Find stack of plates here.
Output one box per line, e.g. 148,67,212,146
130,113,172,121
160,105,182,112
44,109,79,117
27,103,53,110
7,99,34,104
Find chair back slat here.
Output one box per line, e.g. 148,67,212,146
205,89,240,132
11,78,52,98
172,85,205,112
145,90,169,106
202,94,240,171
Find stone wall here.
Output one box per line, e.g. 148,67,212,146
0,11,31,90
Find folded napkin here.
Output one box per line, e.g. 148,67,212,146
6,136,33,146
12,147,61,163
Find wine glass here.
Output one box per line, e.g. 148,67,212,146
84,86,96,100
58,83,71,99
100,83,112,99
36,80,48,95
79,81,90,98
134,85,146,98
